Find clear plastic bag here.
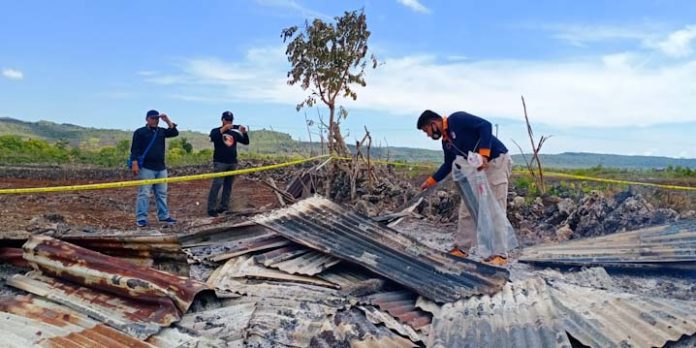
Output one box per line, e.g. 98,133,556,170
452,153,518,258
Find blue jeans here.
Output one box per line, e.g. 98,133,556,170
135,168,169,222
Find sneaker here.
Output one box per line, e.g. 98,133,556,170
136,220,148,227
159,217,177,224
448,247,469,258
485,255,508,266
207,210,218,217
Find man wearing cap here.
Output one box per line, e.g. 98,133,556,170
417,110,512,265
207,111,250,217
130,109,179,227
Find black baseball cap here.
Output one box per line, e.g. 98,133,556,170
146,109,160,118
221,111,234,121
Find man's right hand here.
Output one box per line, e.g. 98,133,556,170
420,177,437,190
132,161,139,176
220,124,233,133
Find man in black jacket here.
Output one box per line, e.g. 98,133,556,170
207,111,250,216
130,109,179,227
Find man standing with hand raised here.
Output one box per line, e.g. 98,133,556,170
207,111,250,217
130,109,179,227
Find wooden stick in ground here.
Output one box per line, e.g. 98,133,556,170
262,178,295,205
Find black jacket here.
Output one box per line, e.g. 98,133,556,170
130,126,179,171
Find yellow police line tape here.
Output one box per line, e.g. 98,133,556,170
0,155,330,195
1,154,695,194
515,170,696,191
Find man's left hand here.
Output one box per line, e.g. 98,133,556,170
239,125,247,133
477,156,489,171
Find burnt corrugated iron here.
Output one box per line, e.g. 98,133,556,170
61,232,189,276
360,290,432,331
207,254,339,289
23,236,210,315
427,277,571,348
8,272,178,339
253,196,509,303
0,295,155,347
428,275,696,348
0,247,27,267
550,280,696,348
359,305,424,343
310,308,416,348
218,282,347,347
182,222,290,263
254,246,341,276
173,302,256,346
521,219,696,270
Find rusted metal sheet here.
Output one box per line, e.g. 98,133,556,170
8,272,177,339
253,196,509,303
521,220,696,270
61,232,189,276
207,254,339,289
359,305,424,343
0,247,28,267
254,246,341,276
360,290,432,331
22,236,210,315
428,277,571,348
551,280,696,348
0,295,155,347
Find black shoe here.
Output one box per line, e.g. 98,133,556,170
207,210,218,217
216,208,227,214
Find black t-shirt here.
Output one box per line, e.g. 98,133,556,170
210,125,250,163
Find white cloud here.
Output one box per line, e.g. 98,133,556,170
547,24,655,46
654,25,696,57
137,70,158,76
255,0,329,19
2,68,23,80
144,44,696,129
396,0,430,14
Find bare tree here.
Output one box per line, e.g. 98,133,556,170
282,9,377,155
513,96,551,194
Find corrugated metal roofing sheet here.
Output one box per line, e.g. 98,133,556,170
311,308,417,348
254,246,341,276
61,232,189,276
174,302,255,346
427,277,571,348
428,275,696,348
358,305,424,343
550,280,696,348
0,295,155,348
8,272,178,339
360,290,432,331
521,219,696,270
216,282,348,347
23,236,209,315
253,196,509,303
207,254,339,289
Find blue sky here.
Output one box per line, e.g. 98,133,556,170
2,0,696,157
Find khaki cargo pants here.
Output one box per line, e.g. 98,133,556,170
454,153,512,250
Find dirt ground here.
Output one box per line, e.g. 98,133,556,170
0,176,280,231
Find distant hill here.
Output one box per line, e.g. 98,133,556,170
2,117,695,168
